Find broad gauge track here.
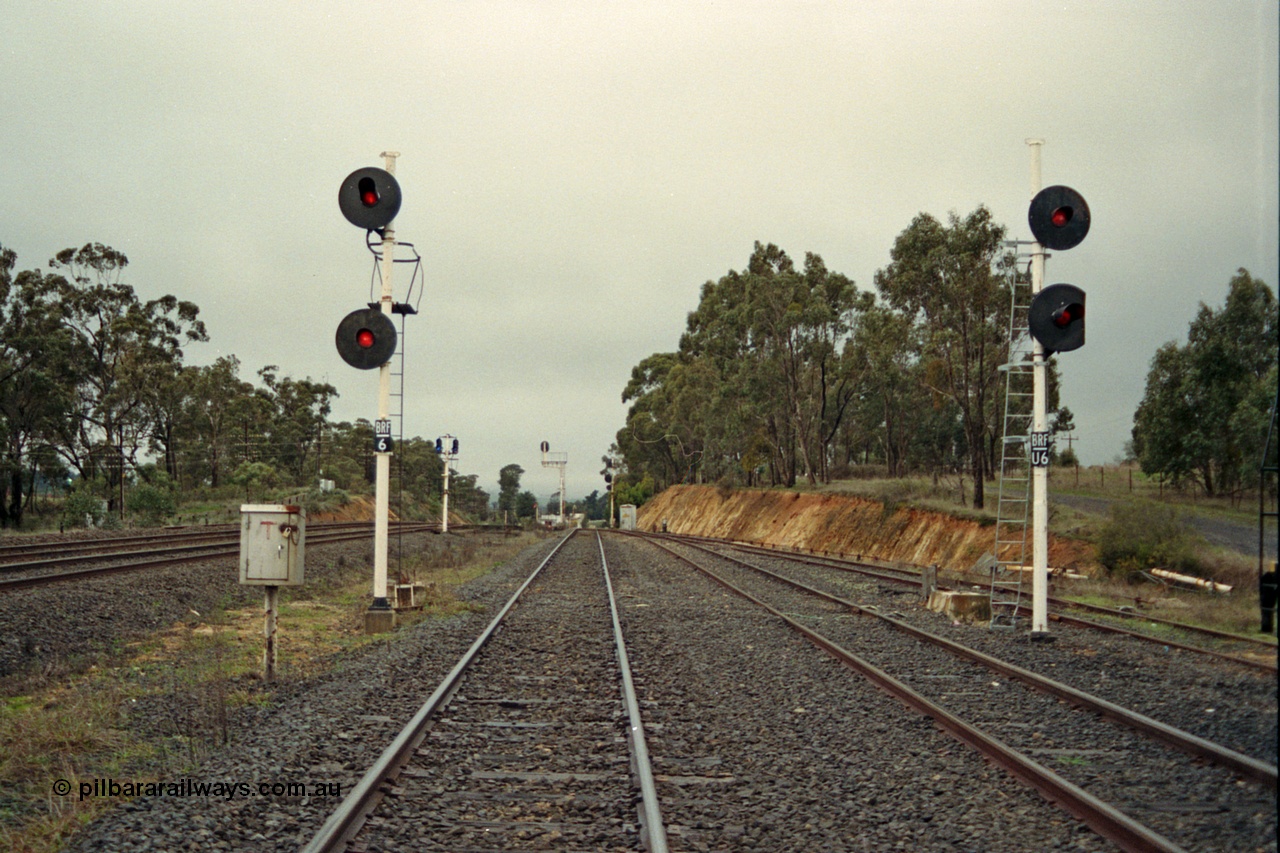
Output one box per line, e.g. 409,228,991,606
304,531,667,853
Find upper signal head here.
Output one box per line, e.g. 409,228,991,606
339,167,402,231
1028,185,1090,250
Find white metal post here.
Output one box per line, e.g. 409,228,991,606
1027,139,1050,638
558,466,566,524
441,438,453,533
368,150,399,633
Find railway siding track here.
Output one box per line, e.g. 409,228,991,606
705,536,1278,669
644,533,1276,853
706,537,1279,767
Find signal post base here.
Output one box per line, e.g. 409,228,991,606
364,602,396,635
1029,631,1056,643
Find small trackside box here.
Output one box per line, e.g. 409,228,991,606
239,504,305,586
619,504,637,531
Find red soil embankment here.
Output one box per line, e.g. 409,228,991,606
637,485,1095,574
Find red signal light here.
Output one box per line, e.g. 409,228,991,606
358,177,379,208
1051,206,1073,228
356,328,376,348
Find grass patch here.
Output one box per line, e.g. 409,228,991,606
0,531,543,853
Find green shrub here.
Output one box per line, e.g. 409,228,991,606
61,488,107,529
129,484,177,526
1095,500,1205,578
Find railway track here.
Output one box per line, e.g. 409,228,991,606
676,533,1277,671
57,528,1277,852
304,530,666,852
0,522,439,592
640,532,1276,853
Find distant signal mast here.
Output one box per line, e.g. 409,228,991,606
540,441,567,524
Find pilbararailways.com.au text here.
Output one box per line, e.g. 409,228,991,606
54,777,343,801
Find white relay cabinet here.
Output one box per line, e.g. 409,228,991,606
239,504,306,586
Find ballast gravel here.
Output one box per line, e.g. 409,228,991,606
62,535,562,853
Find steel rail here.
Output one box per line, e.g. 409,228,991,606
301,530,579,853
0,526,235,559
0,526,436,593
739,536,1278,650
657,534,1277,788
0,517,384,558
1040,609,1277,672
674,534,1278,666
639,535,1189,853
0,521,427,567
595,532,669,853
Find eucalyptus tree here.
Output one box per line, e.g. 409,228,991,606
1133,269,1278,496
0,247,77,525
497,463,525,516
170,356,258,488
46,243,208,512
670,242,864,486
874,207,1013,508
841,302,925,477
618,352,693,487
256,365,337,483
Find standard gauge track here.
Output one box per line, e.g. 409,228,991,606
671,533,1277,671
0,523,438,592
303,531,667,853
640,533,1277,853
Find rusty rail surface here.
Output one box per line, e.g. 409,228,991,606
636,533,1202,853
666,532,1277,669
654,533,1276,789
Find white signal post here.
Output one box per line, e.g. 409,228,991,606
437,435,457,533
1027,139,1051,639
368,150,400,635
540,442,568,525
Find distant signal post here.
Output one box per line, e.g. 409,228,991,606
540,441,568,525
435,435,459,533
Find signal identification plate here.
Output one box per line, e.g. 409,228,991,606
1030,431,1051,468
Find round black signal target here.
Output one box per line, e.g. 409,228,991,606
1027,283,1086,355
1028,185,1090,251
336,308,397,369
338,167,402,231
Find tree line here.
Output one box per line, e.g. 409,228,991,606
0,242,494,528
1131,269,1277,500
613,210,1276,508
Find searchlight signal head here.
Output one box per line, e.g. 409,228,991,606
339,167,402,231
1028,185,1090,251
336,308,397,369
1028,283,1086,355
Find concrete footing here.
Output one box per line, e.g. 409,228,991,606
364,608,397,634
926,589,991,624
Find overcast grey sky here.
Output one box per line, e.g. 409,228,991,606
2,2,1276,501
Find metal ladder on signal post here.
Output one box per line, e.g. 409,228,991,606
990,249,1036,629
